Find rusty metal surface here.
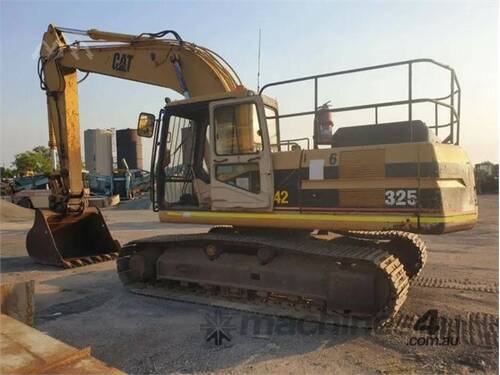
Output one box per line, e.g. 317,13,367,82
26,207,120,268
0,281,35,326
0,314,125,374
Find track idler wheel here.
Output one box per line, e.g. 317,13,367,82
119,247,161,283
129,254,156,281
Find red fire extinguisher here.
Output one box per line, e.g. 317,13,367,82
314,101,334,147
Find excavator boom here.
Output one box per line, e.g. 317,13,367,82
28,24,242,267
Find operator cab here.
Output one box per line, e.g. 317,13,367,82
137,91,279,211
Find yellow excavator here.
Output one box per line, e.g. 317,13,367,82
28,25,478,327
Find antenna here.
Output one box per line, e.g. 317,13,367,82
257,28,262,91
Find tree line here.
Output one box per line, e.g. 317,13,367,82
1,146,52,178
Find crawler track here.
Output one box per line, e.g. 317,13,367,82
340,230,428,279
117,231,410,328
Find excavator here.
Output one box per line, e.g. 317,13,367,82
28,25,478,327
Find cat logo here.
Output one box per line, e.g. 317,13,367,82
112,53,133,72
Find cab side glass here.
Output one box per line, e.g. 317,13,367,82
137,112,155,138
214,103,262,155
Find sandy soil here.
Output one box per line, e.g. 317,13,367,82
0,195,498,374
0,199,34,222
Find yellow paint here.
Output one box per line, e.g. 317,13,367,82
160,209,477,225
301,178,465,190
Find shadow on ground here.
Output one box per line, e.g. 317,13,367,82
0,256,58,273
35,269,365,374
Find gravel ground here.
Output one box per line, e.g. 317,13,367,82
0,195,498,374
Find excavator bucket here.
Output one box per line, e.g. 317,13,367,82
26,207,120,268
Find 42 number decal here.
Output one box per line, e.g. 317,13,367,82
385,189,417,207
273,190,289,205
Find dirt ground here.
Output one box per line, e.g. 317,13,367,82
1,195,498,374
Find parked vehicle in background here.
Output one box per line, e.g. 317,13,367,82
475,162,499,194
3,173,93,209
11,188,50,209
7,175,50,209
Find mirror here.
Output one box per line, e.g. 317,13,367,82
137,112,155,138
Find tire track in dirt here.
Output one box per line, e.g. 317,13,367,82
376,312,498,348
413,277,498,294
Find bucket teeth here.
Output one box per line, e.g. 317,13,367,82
72,259,85,267
65,253,118,267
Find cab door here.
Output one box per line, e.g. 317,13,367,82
209,96,274,211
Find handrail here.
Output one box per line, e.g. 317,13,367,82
260,58,461,146
279,137,311,151
149,107,163,211
268,98,459,121
259,58,459,94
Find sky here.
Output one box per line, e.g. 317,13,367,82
0,0,498,169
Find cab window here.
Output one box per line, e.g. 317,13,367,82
214,103,263,155
265,106,279,152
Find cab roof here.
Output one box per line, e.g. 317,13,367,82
168,87,278,110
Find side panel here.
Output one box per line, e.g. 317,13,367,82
160,141,477,234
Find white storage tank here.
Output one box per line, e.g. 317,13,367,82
84,129,113,175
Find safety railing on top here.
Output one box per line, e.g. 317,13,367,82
259,58,461,148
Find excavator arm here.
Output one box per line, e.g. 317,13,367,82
39,24,241,212
27,24,242,268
